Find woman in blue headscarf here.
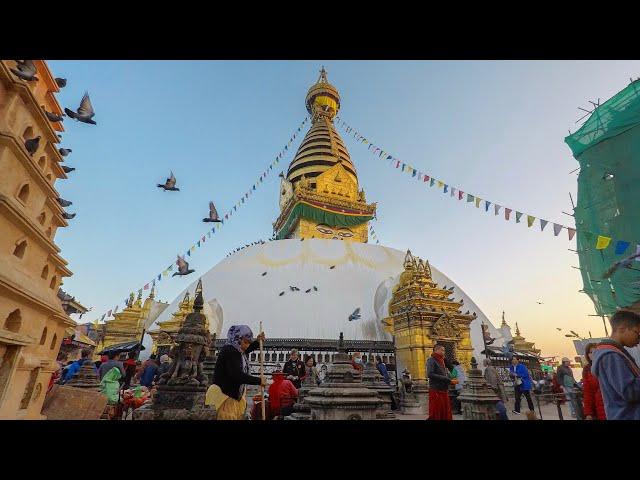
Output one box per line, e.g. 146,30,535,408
205,325,266,420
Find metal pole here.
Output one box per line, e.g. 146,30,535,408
601,315,609,337
259,321,266,421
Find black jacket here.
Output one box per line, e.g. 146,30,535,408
427,357,451,392
283,359,306,388
213,342,261,400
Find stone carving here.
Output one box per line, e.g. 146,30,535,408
432,314,461,339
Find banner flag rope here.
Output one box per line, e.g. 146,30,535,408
335,116,640,257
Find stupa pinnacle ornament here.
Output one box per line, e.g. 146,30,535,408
273,68,376,242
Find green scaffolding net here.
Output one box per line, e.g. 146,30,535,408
564,80,640,316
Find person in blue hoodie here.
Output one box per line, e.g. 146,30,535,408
509,356,534,415
61,349,95,384
592,309,640,420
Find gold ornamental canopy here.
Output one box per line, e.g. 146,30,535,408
305,66,341,120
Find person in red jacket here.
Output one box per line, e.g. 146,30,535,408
268,371,298,418
582,343,606,420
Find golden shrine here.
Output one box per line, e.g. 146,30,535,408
509,320,541,356
383,250,476,382
273,68,376,242
147,290,211,357
96,289,156,354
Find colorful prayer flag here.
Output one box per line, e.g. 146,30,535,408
444,185,449,193
475,197,481,208
424,176,429,182
163,270,168,277
451,187,456,197
401,164,405,171
505,208,512,220
144,283,149,290
186,250,191,257
107,310,112,317
596,236,612,250
158,274,162,281
615,240,631,255
515,212,523,223
567,228,576,241
540,219,548,231
527,215,535,227
437,181,444,188
458,191,464,200
494,204,501,216
430,178,435,187
485,200,491,212
553,223,562,236
395,161,400,168
467,194,474,203
412,169,416,177
387,155,393,160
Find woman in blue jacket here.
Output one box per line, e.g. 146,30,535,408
509,356,534,414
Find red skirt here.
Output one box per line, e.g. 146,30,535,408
428,389,452,420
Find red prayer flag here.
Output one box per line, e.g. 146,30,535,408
505,208,512,220
567,228,576,241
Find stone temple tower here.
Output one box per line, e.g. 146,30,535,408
273,67,376,242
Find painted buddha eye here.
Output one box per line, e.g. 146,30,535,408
316,226,334,235
338,230,354,238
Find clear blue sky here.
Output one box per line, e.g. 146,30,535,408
49,60,640,357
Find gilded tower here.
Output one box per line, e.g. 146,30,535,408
383,251,476,382
97,289,155,354
0,60,75,419
273,68,376,242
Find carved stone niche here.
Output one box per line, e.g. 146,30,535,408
431,313,461,340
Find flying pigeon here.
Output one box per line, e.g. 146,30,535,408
57,197,72,207
536,301,544,305
55,78,67,88
556,328,562,331
313,286,318,291
305,288,311,293
603,252,640,279
44,110,64,122
157,171,179,191
65,92,97,125
289,286,297,292
61,166,75,174
203,201,221,222
279,172,284,178
329,265,336,269
172,255,194,277
59,148,72,157
11,60,38,81
301,238,304,241
279,291,285,296
24,136,40,156
261,272,267,276
62,212,76,220
348,308,361,322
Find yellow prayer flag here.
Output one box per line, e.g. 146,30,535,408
596,235,612,250
527,215,535,227
162,270,168,277
437,181,444,188
474,197,481,208
190,246,196,253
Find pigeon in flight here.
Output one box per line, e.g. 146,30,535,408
57,197,72,207
313,286,318,291
279,172,284,178
65,92,97,125
305,288,311,293
11,60,38,81
61,165,75,174
44,110,64,123
348,308,361,322
603,252,640,279
279,291,285,296
261,272,267,276
157,171,179,191
329,265,336,269
556,328,562,331
62,212,76,220
536,301,544,305
55,78,67,88
24,137,40,156
203,201,221,222
172,255,194,277
59,148,72,157
289,286,300,292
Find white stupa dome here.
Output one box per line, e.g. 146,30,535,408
143,239,505,359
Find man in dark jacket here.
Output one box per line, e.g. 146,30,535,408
208,325,266,420
426,344,452,420
283,348,305,389
592,309,640,420
98,351,125,380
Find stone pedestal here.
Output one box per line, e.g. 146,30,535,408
411,379,429,415
42,384,108,420
133,384,215,420
305,333,382,420
66,362,102,391
457,357,501,420
361,358,396,419
202,355,217,387
286,369,316,420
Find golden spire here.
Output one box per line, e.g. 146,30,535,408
149,284,155,300
515,322,521,337
180,290,191,309
501,311,508,328
127,292,135,308
403,250,415,269
305,66,340,120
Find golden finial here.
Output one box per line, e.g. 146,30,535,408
424,259,432,278
128,292,135,307
404,250,414,269
501,311,508,328
515,322,521,336
318,66,328,83
417,258,425,274
180,290,191,309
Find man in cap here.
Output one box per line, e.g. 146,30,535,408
557,357,578,417
283,348,305,389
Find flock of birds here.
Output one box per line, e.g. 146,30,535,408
13,60,98,222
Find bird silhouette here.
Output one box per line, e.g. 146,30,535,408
61,166,75,174
313,286,318,291
279,291,285,296
157,171,179,191
172,255,194,277
57,197,72,207
305,288,311,293
261,272,267,276
556,328,562,331
279,172,284,178
44,110,64,122
300,238,304,241
603,252,640,279
55,78,67,88
11,60,38,81
24,137,40,156
329,265,336,269
59,148,72,157
202,201,221,222
536,301,544,305
65,92,97,125
348,308,361,322
62,212,76,220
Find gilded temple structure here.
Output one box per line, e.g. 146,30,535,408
383,250,476,382
0,60,75,419
509,321,541,356
96,288,167,354
273,68,376,242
